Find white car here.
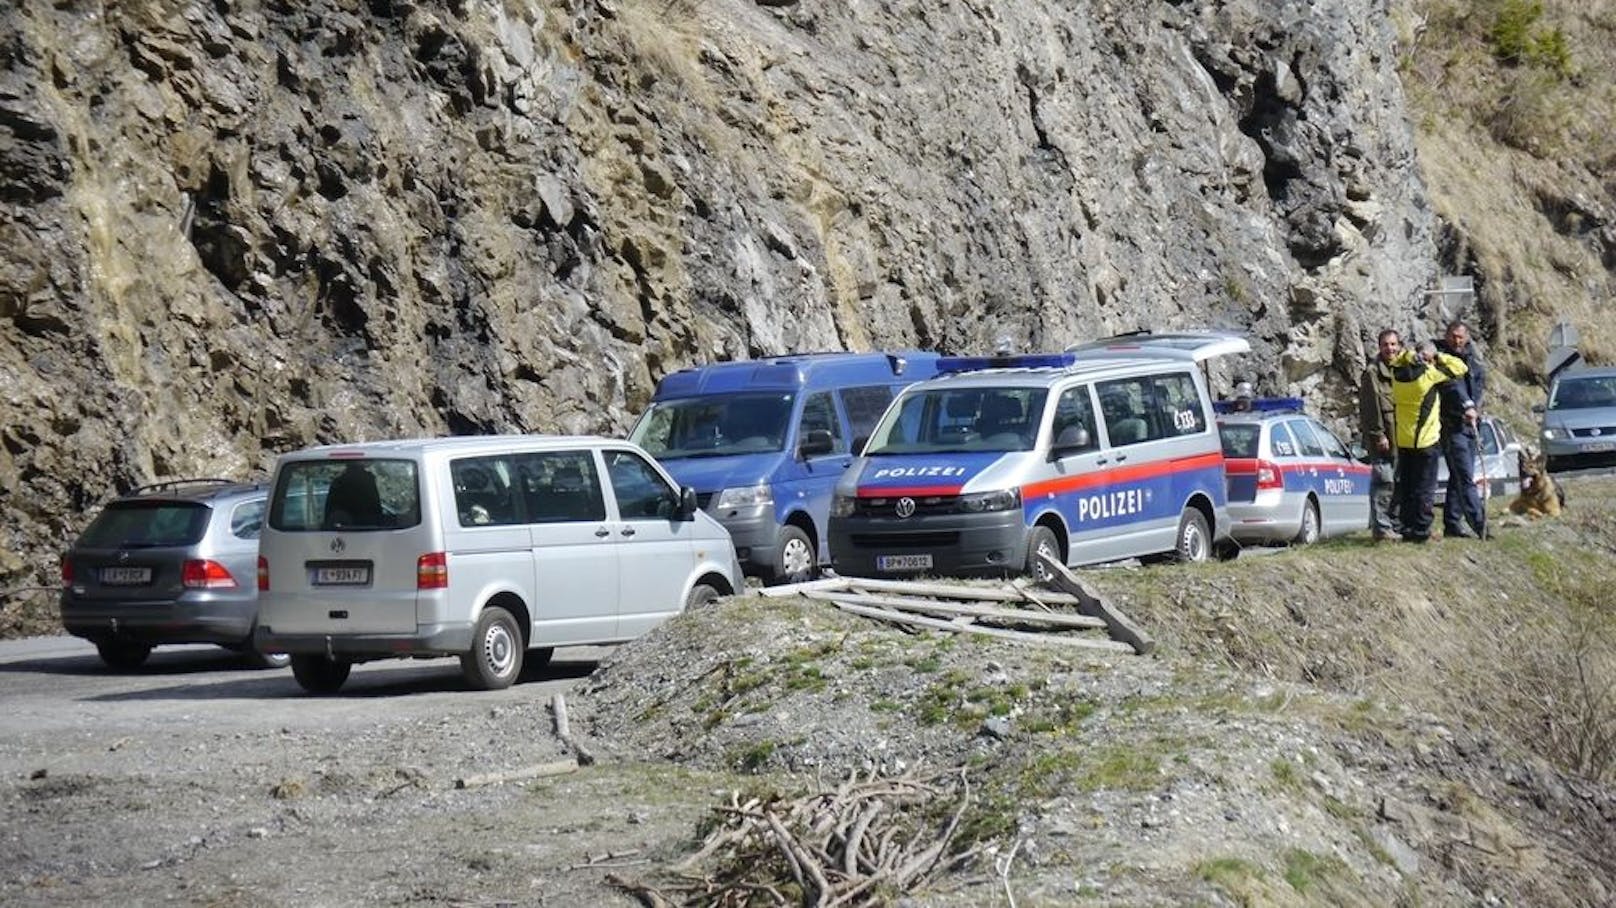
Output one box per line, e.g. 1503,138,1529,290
256,436,741,694
1434,416,1525,505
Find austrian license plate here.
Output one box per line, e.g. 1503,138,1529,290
313,565,371,586
99,566,152,585
1583,442,1614,453
877,554,933,572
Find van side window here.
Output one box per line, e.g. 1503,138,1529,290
1268,422,1298,458
1051,386,1098,451
451,456,522,527
515,451,606,523
838,385,895,445
799,392,847,454
604,450,680,520
1289,420,1325,457
1151,373,1206,436
1097,377,1155,446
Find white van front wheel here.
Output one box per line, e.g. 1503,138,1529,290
462,606,524,691
1174,509,1211,563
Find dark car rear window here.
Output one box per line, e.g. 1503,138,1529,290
1218,423,1261,458
269,458,421,532
78,501,211,548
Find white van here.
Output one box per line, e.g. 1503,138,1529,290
827,333,1248,578
255,436,741,694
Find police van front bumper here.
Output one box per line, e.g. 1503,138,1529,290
828,511,1028,578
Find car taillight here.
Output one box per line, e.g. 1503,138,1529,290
60,555,73,586
257,556,269,592
1256,459,1284,491
182,559,238,589
417,552,448,590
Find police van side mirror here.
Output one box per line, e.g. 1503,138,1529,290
1349,443,1370,462
798,429,835,459
1047,426,1094,461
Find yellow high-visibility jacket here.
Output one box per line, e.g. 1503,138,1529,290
1390,349,1468,449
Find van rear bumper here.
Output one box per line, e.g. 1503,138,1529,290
254,623,474,659
60,593,256,646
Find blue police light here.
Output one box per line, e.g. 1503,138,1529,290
1212,396,1305,415
938,353,1080,373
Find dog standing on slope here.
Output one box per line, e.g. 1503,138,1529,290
1509,450,1564,518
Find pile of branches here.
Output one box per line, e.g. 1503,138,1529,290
610,769,990,907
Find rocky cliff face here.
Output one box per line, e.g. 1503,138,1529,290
1,0,1433,617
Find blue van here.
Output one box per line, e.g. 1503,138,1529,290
629,352,942,583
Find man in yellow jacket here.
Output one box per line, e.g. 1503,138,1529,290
1390,341,1469,542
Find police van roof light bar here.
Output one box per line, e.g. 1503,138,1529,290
1212,396,1305,415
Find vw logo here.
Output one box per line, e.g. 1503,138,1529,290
117,551,130,563
330,537,346,554
894,497,917,519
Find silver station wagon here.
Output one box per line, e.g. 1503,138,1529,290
1538,367,1616,474
1216,402,1371,546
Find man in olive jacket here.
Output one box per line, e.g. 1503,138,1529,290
1358,329,1401,540
1390,341,1469,542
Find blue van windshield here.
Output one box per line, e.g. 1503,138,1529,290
865,388,1049,454
631,394,796,459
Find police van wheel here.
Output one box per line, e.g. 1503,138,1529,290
1025,526,1061,581
1292,499,1321,546
462,606,524,691
1174,509,1210,563
774,526,817,585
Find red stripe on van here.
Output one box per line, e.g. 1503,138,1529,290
1022,451,1226,499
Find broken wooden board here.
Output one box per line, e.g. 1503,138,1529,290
831,602,1136,653
1038,554,1155,655
796,589,1107,630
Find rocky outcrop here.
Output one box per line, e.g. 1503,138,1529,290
1,0,1434,616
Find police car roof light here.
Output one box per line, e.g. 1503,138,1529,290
937,353,1080,374
1212,396,1305,415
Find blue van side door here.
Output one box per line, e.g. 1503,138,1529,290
773,391,854,561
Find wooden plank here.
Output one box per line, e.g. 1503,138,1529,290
454,759,579,789
832,602,1136,653
838,576,1083,606
1039,554,1155,655
756,578,855,598
800,590,1107,629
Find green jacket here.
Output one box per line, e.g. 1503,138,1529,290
1389,350,1468,450
1358,359,1396,456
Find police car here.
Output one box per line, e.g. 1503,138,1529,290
1215,399,1371,545
827,333,1247,578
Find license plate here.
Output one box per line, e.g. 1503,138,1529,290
99,566,152,585
1583,442,1614,453
877,554,933,571
313,566,370,586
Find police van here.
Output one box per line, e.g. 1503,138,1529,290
827,334,1246,578
629,351,942,583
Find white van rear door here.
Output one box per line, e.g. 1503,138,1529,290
1066,331,1250,362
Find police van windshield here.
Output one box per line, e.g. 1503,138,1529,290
631,394,796,460
864,388,1048,454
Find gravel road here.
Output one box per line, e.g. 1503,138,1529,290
0,637,698,907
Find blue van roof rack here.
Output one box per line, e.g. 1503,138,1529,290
1212,396,1305,415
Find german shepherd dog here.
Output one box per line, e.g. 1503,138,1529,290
1509,450,1564,518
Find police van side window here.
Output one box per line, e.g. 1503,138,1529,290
451,455,523,527
515,451,606,523
1289,420,1326,457
1150,373,1207,436
799,392,847,454
1097,378,1155,446
1268,423,1298,458
1052,386,1098,451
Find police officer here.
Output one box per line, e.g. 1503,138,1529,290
1436,320,1488,539
1358,329,1401,541
1389,340,1469,543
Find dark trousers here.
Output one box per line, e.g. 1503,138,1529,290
1442,430,1486,536
1396,446,1441,541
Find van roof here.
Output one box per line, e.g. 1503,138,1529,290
277,434,617,461
652,351,941,400
920,354,1202,389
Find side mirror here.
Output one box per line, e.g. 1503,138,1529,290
1349,443,1369,462
1048,427,1094,461
1530,403,1545,414
677,486,700,521
798,429,835,459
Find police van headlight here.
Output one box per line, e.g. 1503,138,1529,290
714,484,773,510
831,494,856,517
958,489,1022,512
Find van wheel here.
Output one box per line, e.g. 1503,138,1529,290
96,640,152,671
1292,498,1321,546
237,625,292,669
1174,509,1211,563
291,655,351,694
461,606,523,691
1024,526,1061,581
773,525,817,585
685,583,721,610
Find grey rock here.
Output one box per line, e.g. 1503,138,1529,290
980,717,1013,741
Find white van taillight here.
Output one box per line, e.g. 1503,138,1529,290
1256,459,1284,491
257,556,269,592
60,556,73,586
182,559,238,589
417,552,448,590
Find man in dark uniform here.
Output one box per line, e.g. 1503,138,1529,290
1436,320,1487,539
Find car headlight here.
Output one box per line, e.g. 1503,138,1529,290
1542,428,1558,440
958,488,1022,512
713,483,773,509
830,494,856,518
